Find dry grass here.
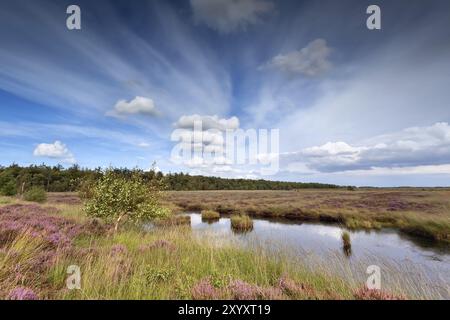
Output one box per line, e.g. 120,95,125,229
230,215,254,232
201,210,220,220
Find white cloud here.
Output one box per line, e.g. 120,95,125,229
33,141,76,164
109,96,158,118
190,0,273,33
171,115,240,169
261,39,332,76
284,122,450,173
174,114,239,130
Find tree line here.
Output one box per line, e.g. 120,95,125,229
0,164,343,195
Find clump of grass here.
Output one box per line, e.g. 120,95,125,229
201,210,220,220
230,215,253,232
23,187,47,203
153,215,191,227
341,231,352,256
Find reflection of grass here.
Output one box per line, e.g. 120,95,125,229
164,189,450,243
201,210,220,220
230,215,253,231
0,199,444,299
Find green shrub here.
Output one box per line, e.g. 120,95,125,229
0,180,17,196
201,210,220,220
84,169,169,232
23,186,47,203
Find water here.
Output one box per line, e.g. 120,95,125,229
184,213,450,298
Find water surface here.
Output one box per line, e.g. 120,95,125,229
184,213,450,298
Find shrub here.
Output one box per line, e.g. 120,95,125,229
78,178,96,200
201,210,220,220
230,215,253,231
84,169,169,232
23,187,47,203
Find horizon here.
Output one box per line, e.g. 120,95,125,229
1,0,450,187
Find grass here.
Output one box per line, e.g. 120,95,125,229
201,210,220,220
164,189,450,243
0,194,446,300
341,231,351,256
230,215,254,232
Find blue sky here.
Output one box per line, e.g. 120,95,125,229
1,0,450,186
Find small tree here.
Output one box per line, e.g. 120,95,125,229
1,180,17,196
84,169,169,232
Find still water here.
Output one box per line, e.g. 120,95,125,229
184,213,450,298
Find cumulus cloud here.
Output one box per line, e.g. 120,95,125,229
33,141,76,164
190,0,273,33
174,114,239,131
284,122,450,173
171,115,240,168
261,39,332,76
108,96,158,118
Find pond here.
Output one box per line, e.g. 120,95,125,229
184,213,450,298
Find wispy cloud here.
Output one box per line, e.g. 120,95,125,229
190,0,273,33
260,39,332,76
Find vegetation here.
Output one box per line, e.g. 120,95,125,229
84,169,169,232
0,199,419,300
23,186,47,203
341,231,352,256
0,164,342,193
165,190,450,243
230,215,254,232
201,210,220,220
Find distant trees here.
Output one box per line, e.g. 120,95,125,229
0,164,345,194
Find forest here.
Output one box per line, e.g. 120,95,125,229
0,164,342,195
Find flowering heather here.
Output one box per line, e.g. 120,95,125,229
227,280,263,300
259,286,285,300
0,204,105,249
278,275,315,297
353,286,406,300
7,287,38,300
110,244,128,256
191,278,221,300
